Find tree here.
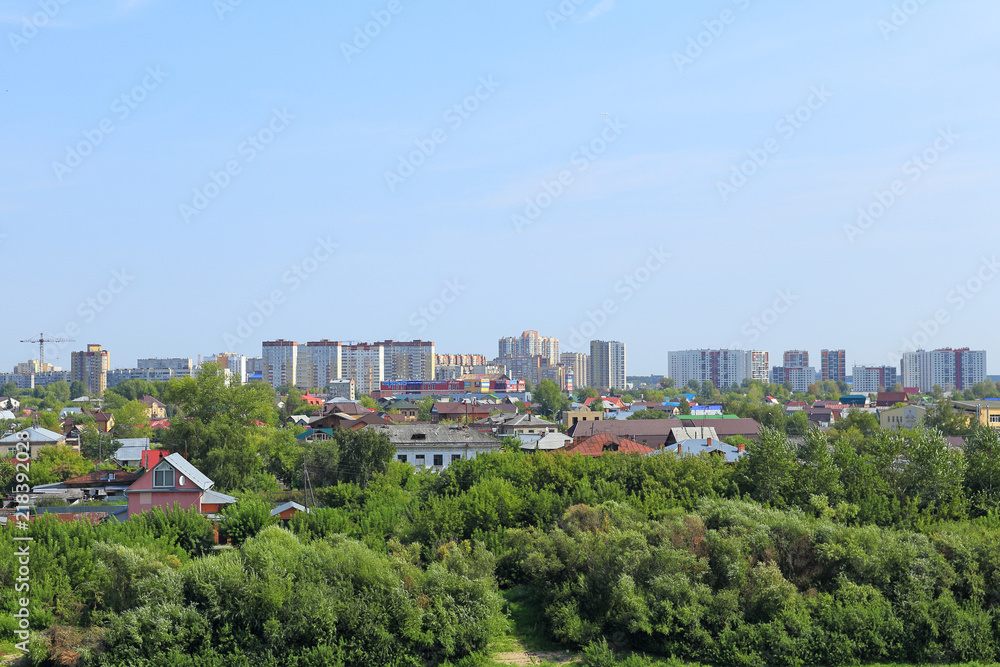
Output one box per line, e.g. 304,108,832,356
659,377,674,389
335,428,394,488
735,427,796,507
218,497,276,546
678,396,691,415
898,428,967,517
30,445,95,485
627,409,672,420
964,426,1000,514
923,398,975,437
69,380,88,399
533,379,569,419
166,364,276,428
112,400,152,440
359,395,378,411
575,387,599,402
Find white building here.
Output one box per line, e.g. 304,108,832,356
369,424,503,470
771,366,818,393
668,349,763,389
328,378,355,401
136,358,193,375
899,348,986,392
499,331,559,365
852,365,898,393
212,353,248,384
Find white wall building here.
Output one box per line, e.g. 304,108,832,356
262,340,298,388
851,365,898,393
343,343,384,396
376,340,435,381
297,340,342,391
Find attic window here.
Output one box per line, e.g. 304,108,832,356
411,433,426,440
153,466,174,488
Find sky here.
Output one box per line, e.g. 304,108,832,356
2,0,999,376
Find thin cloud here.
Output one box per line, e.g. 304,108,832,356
578,0,616,23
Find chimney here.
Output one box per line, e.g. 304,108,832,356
737,443,745,453
677,441,682,454
707,437,712,448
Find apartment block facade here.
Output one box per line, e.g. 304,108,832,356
376,340,435,382
560,352,590,391
590,340,626,392
899,348,987,392
71,344,110,396
668,349,763,390
499,331,559,365
821,349,846,383
852,365,898,393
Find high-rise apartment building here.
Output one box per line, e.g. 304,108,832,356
343,343,385,396
590,341,626,392
296,340,342,391
436,354,488,367
71,344,110,396
783,350,809,368
821,350,846,383
376,340,435,381
498,331,559,365
852,365,898,393
900,348,986,392
560,352,590,392
213,352,248,384
668,349,763,389
262,340,297,388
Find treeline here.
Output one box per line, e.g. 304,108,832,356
7,423,1000,664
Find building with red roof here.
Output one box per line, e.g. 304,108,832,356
563,433,654,457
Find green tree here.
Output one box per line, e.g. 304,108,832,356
534,379,569,419
359,395,379,410
69,380,88,399
30,445,95,485
899,428,967,517
335,428,394,488
678,396,691,415
112,400,152,440
964,426,1000,514
575,386,600,402
735,427,796,507
218,497,276,546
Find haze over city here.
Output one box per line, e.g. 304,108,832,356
3,0,999,374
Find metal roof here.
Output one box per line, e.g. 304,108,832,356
0,426,65,443
162,453,214,490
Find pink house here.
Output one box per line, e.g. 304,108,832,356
124,453,236,519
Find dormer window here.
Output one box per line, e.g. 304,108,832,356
153,464,174,488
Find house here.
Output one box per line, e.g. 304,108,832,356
383,399,419,421
475,413,558,439
880,405,927,431
567,419,685,449
1,427,68,459
124,453,237,519
678,417,762,442
270,501,310,523
285,414,312,427
140,396,167,419
431,402,501,424
0,397,21,412
368,424,503,470
89,411,115,433
648,436,746,463
0,410,16,421
875,392,909,408
112,438,152,467
562,408,604,428
299,392,324,407
666,426,719,447
805,408,836,428
519,432,572,452
322,399,368,416
563,433,653,457
36,468,143,501
59,406,82,419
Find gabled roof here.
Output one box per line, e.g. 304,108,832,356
0,426,65,443
369,424,500,446
564,433,653,457
201,489,237,505
652,438,745,463
669,426,719,443
161,453,214,491
63,469,143,487
520,432,572,451
270,501,309,517
140,395,166,408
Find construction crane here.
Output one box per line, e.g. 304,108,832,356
20,333,76,366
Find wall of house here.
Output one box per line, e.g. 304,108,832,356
393,444,501,469
127,490,200,518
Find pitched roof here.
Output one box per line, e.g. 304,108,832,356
162,453,214,491
0,427,65,443
368,424,500,446
566,419,684,440
520,432,573,451
201,489,237,505
63,469,143,487
564,433,653,457
652,438,746,463
678,417,762,440
140,395,166,407
669,426,719,442
270,501,308,517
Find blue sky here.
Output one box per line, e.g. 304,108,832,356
2,0,998,376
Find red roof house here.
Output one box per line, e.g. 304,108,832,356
563,433,654,457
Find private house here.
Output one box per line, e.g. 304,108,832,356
678,417,762,442
431,402,499,424
270,501,310,523
124,453,236,519
369,423,502,470
563,433,653,457
34,468,143,501
0,397,21,412
1,427,68,459
875,392,909,408
562,408,604,428
112,438,152,467
383,399,419,421
519,431,572,452
648,436,746,463
90,410,115,433
475,413,558,439
140,396,167,419
567,419,684,449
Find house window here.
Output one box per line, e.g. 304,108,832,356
415,454,425,466
451,454,461,462
434,454,443,466
397,454,407,463
153,466,174,488
990,415,1000,424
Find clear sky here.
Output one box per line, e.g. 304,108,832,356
2,0,998,376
